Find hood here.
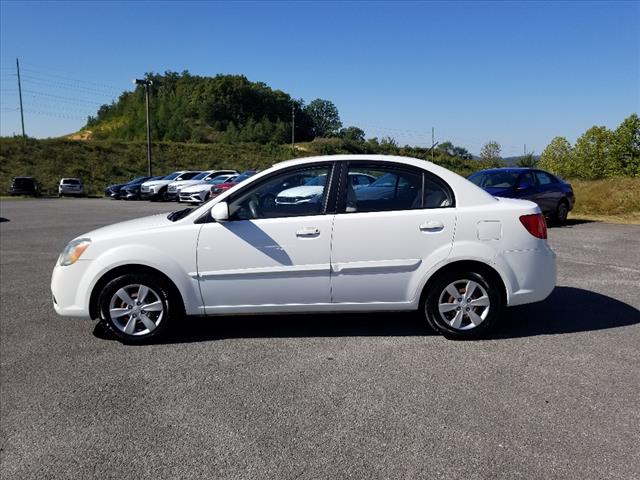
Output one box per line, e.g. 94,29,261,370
277,185,323,198
142,180,172,188
181,183,212,193
484,186,516,198
168,179,203,189
82,213,174,241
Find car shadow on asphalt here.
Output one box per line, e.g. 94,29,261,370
94,286,639,344
549,218,595,228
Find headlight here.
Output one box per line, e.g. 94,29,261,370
59,238,91,266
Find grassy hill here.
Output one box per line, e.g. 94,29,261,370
0,137,484,196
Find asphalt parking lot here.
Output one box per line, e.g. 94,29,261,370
1,198,639,480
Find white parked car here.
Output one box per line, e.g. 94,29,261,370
178,174,238,204
140,171,201,201
166,169,238,201
276,172,375,205
58,178,85,197
51,155,556,343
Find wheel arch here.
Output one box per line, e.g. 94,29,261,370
418,259,508,308
89,264,186,320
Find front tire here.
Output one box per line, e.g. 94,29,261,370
423,270,502,339
98,274,176,343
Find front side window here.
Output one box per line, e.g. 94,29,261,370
228,166,332,220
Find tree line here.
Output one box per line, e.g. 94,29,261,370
538,114,639,179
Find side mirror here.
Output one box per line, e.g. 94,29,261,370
211,201,229,222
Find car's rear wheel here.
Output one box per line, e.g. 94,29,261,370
98,274,175,343
423,270,501,339
553,200,569,225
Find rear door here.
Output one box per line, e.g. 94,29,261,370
330,161,456,306
533,170,561,213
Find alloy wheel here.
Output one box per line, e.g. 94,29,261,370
108,284,164,336
437,279,491,330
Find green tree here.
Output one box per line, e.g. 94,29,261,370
573,126,614,178
517,152,538,167
479,141,503,166
539,136,574,178
338,126,365,142
611,113,640,177
304,99,342,137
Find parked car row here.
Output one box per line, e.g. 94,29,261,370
105,169,258,203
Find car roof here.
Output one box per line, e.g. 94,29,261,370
206,155,496,209
473,167,537,174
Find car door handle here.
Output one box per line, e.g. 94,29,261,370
296,227,320,237
419,221,444,232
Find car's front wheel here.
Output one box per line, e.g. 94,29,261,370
423,269,502,339
98,274,176,343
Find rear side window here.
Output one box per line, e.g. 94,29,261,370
342,163,453,213
535,171,556,185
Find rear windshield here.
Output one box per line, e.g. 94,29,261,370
62,179,81,185
468,171,519,189
12,178,33,185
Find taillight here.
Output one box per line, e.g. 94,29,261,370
519,213,547,239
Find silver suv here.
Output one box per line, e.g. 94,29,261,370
58,178,85,197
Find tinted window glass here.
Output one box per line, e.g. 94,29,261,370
535,171,555,185
177,172,201,181
62,179,81,185
519,172,535,188
344,166,422,213
229,166,332,220
469,171,519,188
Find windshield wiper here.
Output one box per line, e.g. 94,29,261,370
167,208,193,222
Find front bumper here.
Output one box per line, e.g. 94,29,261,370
179,192,204,203
51,259,97,318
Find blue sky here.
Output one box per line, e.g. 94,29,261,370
1,0,638,155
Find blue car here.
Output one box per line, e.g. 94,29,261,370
468,168,575,224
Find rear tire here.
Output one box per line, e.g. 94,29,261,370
553,200,569,225
423,269,502,339
98,273,177,344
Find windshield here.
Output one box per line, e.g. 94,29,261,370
469,171,519,189
128,176,147,185
234,171,256,183
191,171,210,181
163,172,182,180
62,179,81,185
304,175,328,186
207,175,235,185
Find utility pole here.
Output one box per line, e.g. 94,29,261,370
16,58,25,139
134,79,153,176
431,127,435,162
291,102,296,152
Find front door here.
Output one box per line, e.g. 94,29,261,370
196,164,336,314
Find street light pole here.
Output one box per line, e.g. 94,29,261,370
134,79,153,176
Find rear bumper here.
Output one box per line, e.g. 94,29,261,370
496,243,557,306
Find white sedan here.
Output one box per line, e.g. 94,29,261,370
51,155,556,342
178,174,238,204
